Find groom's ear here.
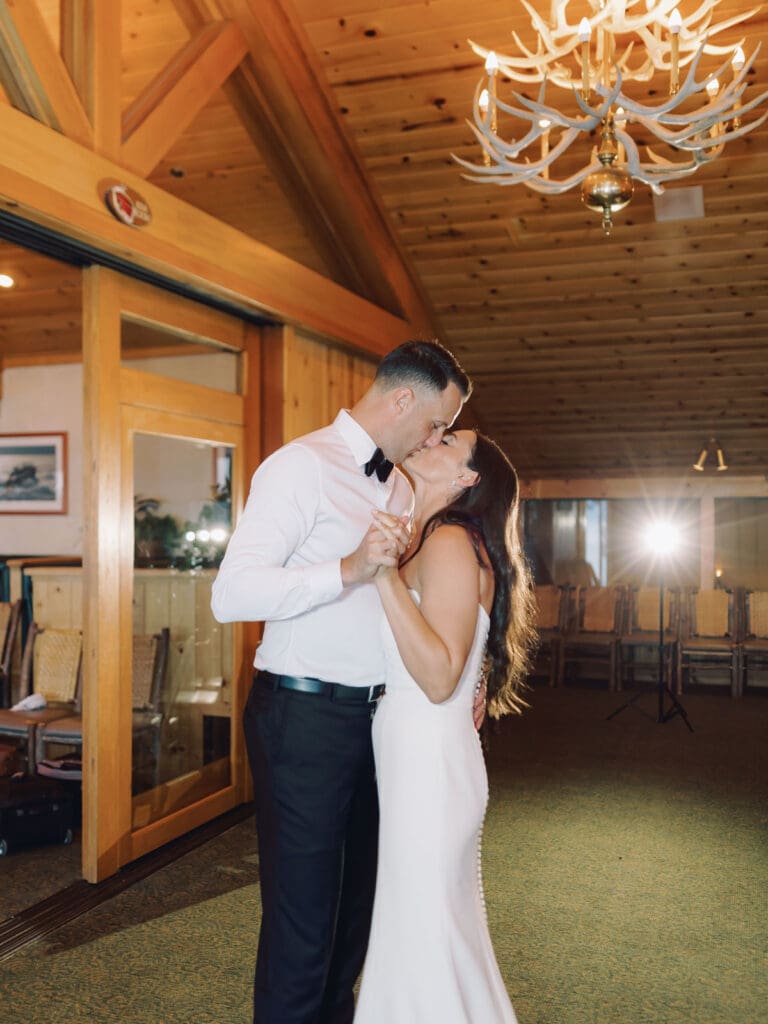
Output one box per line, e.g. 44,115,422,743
392,386,414,415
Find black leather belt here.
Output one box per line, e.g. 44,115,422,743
257,671,385,704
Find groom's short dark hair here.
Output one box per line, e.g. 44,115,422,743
375,340,472,398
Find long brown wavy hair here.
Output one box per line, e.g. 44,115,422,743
401,433,536,717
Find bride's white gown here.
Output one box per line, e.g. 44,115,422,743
354,592,518,1023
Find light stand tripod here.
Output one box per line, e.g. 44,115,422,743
607,574,694,732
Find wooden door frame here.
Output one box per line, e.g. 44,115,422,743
82,266,253,882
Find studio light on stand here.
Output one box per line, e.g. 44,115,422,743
607,518,694,731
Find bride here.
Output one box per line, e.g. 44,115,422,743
353,429,535,1024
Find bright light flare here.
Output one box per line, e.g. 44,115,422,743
643,520,680,557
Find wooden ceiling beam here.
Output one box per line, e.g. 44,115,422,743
0,0,92,147
122,20,249,177
59,1,121,157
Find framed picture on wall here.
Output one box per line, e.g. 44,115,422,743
0,433,67,514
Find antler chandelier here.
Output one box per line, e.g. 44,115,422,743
455,0,768,232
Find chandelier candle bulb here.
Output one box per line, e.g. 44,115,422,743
615,107,627,164
602,25,612,89
578,18,591,98
733,46,745,127
669,7,682,95
539,117,551,174
707,76,721,142
479,88,491,165
484,51,499,134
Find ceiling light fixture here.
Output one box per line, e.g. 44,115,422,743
455,0,768,233
692,437,728,471
0,273,15,288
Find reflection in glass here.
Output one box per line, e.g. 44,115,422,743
523,498,700,589
715,498,768,591
131,433,233,830
121,317,241,393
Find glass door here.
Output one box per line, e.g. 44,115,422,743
128,426,238,839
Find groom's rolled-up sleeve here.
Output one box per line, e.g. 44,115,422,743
210,444,343,623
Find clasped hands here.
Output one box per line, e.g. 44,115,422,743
340,511,487,729
340,510,411,587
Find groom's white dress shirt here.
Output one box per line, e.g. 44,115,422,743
211,410,413,686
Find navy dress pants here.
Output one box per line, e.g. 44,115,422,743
243,677,379,1024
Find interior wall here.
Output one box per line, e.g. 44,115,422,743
0,363,83,555
285,331,377,440
0,356,236,557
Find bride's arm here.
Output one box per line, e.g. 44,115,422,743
374,525,481,703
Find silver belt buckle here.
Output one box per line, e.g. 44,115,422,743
368,685,379,702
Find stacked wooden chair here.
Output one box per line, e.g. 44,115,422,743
739,590,768,697
532,585,565,687
676,589,739,697
558,586,625,690
618,587,679,692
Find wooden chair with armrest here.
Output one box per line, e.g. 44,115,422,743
0,624,82,772
37,630,170,783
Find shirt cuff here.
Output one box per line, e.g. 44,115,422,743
303,559,344,603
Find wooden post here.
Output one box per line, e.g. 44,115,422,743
61,0,122,159
82,266,129,882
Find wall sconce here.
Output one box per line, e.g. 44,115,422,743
692,438,728,472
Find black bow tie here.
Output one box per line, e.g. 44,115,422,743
364,447,394,482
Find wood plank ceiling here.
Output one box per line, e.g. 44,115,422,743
1,0,767,480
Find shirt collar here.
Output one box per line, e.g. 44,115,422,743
334,409,379,469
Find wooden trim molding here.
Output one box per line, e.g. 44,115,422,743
0,101,413,359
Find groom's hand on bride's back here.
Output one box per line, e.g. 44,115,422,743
341,514,410,586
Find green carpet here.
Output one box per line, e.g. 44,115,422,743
1,687,766,1024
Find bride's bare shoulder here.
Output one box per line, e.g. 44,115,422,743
419,524,480,569
402,524,481,594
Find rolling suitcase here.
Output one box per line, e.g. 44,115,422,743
0,774,75,856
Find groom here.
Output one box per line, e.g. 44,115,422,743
211,339,471,1024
